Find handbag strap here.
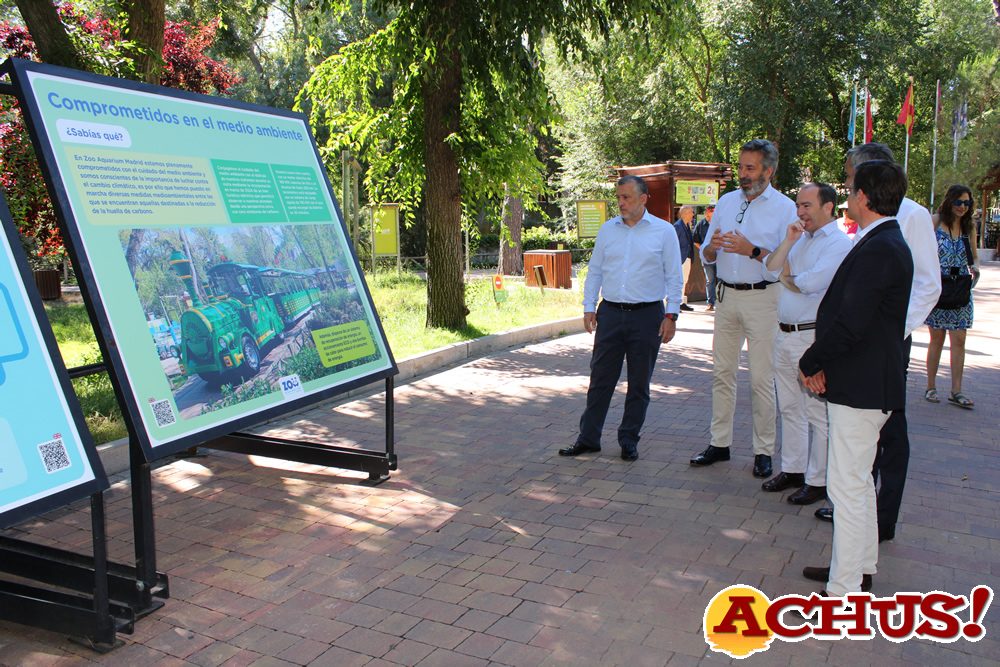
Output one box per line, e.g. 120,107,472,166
961,235,973,269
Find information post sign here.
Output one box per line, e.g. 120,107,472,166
576,200,609,239
0,208,107,530
5,59,396,460
675,180,719,205
372,204,400,257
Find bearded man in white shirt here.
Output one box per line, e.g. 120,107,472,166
690,139,799,478
759,182,851,504
812,144,941,542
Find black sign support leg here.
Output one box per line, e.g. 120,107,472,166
130,435,166,618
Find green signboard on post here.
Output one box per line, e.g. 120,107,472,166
676,180,719,205
372,204,400,256
576,200,609,239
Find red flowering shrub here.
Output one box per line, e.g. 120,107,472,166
0,3,241,267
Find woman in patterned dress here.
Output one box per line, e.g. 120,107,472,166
924,185,980,408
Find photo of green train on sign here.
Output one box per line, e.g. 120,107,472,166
168,251,322,385
121,223,379,420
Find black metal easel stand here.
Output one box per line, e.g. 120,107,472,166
0,492,130,651
204,375,397,485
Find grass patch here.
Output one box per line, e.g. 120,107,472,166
46,269,583,444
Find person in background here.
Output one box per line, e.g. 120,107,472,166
674,205,696,312
694,207,717,311
924,185,980,409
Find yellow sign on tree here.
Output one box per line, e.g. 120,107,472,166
372,204,400,256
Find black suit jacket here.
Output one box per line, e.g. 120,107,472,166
799,220,913,411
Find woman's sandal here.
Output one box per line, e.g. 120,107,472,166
948,392,974,409
924,388,940,403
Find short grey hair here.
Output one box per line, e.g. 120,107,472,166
846,142,894,168
740,139,779,173
679,205,694,213
617,174,648,196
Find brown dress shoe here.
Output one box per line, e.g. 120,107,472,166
787,484,827,505
761,472,805,492
803,566,872,592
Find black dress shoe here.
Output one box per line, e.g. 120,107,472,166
690,445,730,466
802,566,872,592
761,472,805,492
879,528,895,543
621,444,638,462
752,454,772,478
787,485,827,505
680,303,694,311
559,442,601,457
815,507,834,522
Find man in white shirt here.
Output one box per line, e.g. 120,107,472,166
760,183,851,504
691,139,798,478
814,144,941,542
559,175,684,462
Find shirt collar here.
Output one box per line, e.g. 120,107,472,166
807,221,839,239
853,216,894,244
615,209,654,227
741,183,775,204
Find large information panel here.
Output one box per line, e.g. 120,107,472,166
6,59,396,460
0,206,107,530
576,200,609,239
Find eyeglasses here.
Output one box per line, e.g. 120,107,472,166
736,199,750,224
954,200,972,207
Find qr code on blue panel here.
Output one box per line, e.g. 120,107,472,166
38,438,70,474
151,399,176,427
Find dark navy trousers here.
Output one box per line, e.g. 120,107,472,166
577,301,664,450
873,336,912,536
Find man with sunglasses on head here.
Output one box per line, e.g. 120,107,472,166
690,139,798,478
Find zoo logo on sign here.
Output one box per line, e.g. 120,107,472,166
704,585,993,659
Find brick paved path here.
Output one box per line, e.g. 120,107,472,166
2,266,999,666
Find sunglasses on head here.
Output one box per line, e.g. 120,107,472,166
954,200,972,207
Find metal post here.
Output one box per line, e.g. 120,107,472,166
129,436,156,612
90,492,114,644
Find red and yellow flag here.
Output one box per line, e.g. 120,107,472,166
896,83,916,135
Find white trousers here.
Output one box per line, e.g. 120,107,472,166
827,402,889,596
682,258,692,304
773,329,829,485
709,283,780,454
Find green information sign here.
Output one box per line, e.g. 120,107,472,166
7,59,396,460
676,180,719,205
576,200,609,239
372,204,400,256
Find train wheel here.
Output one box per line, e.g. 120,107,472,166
239,335,261,377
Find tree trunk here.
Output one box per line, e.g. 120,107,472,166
14,1,87,71
498,193,523,276
422,47,466,329
125,0,166,84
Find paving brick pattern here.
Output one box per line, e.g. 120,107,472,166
2,265,1000,665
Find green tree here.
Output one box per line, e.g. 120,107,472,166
302,0,677,329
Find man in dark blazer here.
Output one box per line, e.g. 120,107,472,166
798,160,914,597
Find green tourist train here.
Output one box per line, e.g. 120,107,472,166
169,251,321,385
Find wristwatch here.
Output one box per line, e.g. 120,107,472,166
665,313,678,321
751,246,762,259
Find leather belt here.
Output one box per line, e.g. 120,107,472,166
602,300,661,312
719,280,775,291
779,321,816,333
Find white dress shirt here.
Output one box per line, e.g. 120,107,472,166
583,209,684,314
699,183,798,284
764,222,852,324
896,197,942,337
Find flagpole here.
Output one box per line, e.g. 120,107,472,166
863,79,869,142
931,79,940,208
903,77,912,172
851,82,858,148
